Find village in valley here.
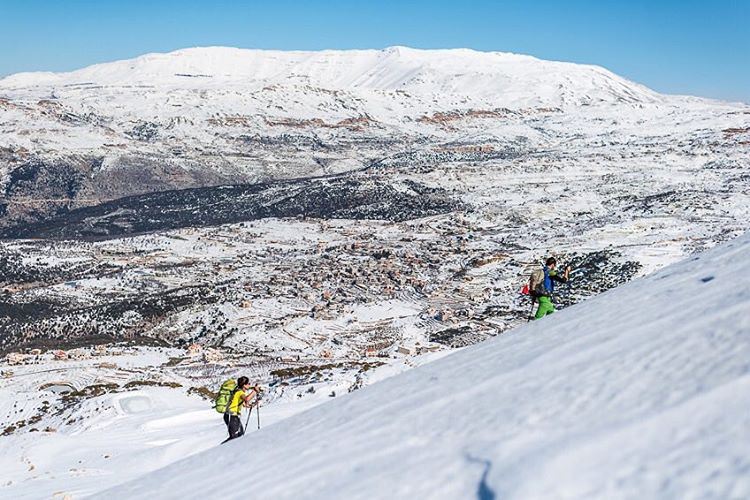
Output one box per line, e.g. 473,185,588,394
0,192,654,448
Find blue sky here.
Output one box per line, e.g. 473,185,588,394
1,0,748,102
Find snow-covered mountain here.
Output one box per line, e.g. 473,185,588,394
0,46,662,106
0,46,747,228
99,229,750,500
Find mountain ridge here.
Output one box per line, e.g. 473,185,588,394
0,45,747,259
0,45,661,106
6,44,736,105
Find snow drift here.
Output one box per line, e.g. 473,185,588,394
98,232,750,499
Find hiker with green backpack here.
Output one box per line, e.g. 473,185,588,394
215,376,259,443
526,257,571,319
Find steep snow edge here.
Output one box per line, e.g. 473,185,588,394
97,233,750,499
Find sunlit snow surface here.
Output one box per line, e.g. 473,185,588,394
97,232,750,499
0,342,449,499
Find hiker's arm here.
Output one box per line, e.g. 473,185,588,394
550,268,570,284
242,389,258,407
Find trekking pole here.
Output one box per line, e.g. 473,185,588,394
256,397,261,430
527,298,535,322
244,405,252,433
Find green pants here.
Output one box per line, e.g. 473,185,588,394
534,296,556,319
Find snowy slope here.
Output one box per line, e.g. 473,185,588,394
0,339,449,499
99,231,750,499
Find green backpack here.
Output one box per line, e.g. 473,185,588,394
214,379,237,414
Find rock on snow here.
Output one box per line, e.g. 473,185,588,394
99,232,750,499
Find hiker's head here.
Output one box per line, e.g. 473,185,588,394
545,257,557,269
237,376,250,389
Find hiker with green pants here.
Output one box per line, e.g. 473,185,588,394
530,257,570,319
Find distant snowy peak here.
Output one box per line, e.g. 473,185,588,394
0,46,662,107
